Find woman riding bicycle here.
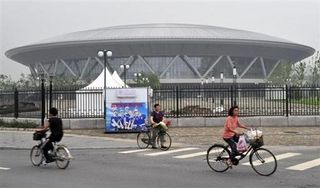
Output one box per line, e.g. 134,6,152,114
223,105,249,166
36,107,64,164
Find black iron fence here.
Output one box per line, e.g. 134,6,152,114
0,85,319,119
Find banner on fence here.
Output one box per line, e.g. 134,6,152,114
105,88,150,133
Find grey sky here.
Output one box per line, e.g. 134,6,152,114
0,0,319,80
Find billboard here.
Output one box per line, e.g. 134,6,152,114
105,88,150,133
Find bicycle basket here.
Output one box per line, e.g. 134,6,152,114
33,132,45,140
250,136,264,148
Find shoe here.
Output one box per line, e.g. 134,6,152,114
226,159,233,169
151,146,157,149
41,160,48,166
161,146,168,149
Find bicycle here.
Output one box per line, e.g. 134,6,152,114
206,130,277,176
30,132,73,169
137,125,172,151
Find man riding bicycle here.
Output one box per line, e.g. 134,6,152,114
36,107,64,164
150,104,168,149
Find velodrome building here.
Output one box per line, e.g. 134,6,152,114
5,23,315,84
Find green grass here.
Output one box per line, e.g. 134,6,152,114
0,119,38,128
291,98,320,106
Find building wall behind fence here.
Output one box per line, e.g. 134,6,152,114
0,85,319,119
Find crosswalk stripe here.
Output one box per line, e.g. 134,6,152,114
173,151,207,159
118,149,151,154
286,158,320,171
0,167,10,170
242,152,301,166
145,148,199,156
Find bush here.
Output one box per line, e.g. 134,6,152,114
0,119,38,128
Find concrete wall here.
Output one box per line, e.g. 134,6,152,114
1,116,319,129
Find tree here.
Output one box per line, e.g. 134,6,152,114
268,60,294,85
309,51,320,85
135,73,160,89
291,61,306,85
0,74,15,90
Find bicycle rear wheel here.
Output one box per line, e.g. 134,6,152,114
206,144,231,172
137,132,151,149
157,132,171,151
30,145,43,166
249,148,277,176
55,146,71,169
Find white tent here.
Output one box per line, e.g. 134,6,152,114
112,71,128,88
75,68,125,116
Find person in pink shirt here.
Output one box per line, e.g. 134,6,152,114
223,106,249,165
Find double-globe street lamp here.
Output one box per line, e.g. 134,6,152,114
233,66,237,105
120,64,130,87
97,50,113,119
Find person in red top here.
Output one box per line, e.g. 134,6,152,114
223,106,249,164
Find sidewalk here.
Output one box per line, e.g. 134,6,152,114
65,126,320,146
1,126,319,149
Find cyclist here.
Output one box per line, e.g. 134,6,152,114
150,104,168,149
223,105,249,167
36,107,64,164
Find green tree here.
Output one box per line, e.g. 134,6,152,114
135,73,160,89
268,60,294,85
310,51,320,85
0,74,15,90
291,61,306,85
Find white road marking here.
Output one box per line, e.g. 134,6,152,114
0,167,10,170
173,151,207,159
242,152,301,166
118,149,151,154
286,158,320,171
145,148,199,156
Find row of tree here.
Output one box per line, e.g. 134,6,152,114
269,51,320,85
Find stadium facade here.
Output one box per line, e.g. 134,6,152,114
5,23,315,84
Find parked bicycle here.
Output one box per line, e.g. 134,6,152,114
30,131,72,169
137,125,172,151
206,129,277,176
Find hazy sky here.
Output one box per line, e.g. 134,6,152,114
0,0,319,80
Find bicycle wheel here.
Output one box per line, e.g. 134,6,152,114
249,148,277,176
137,132,151,149
156,132,171,151
55,146,71,169
30,145,43,166
206,144,231,172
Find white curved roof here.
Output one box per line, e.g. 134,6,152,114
37,23,292,44
5,23,315,65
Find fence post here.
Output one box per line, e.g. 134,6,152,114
285,84,289,117
175,86,179,118
14,88,19,118
41,77,46,127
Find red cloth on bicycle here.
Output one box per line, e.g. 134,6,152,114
223,116,239,139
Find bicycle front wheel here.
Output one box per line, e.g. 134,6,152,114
157,132,171,151
30,145,43,166
137,132,151,149
55,146,71,169
249,148,277,176
206,144,231,172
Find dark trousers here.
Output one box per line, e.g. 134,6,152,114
43,134,63,162
224,135,239,159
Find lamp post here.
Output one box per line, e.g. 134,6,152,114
120,64,130,87
220,72,224,106
98,50,112,119
134,72,142,84
49,75,54,110
142,77,149,86
233,66,237,105
37,73,45,127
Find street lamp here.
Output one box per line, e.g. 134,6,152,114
220,72,224,106
97,50,112,119
134,72,142,83
233,66,237,105
120,64,130,87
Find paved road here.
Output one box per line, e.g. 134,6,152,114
1,145,319,188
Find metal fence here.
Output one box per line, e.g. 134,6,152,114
0,85,319,119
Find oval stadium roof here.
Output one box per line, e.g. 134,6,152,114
6,23,315,65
